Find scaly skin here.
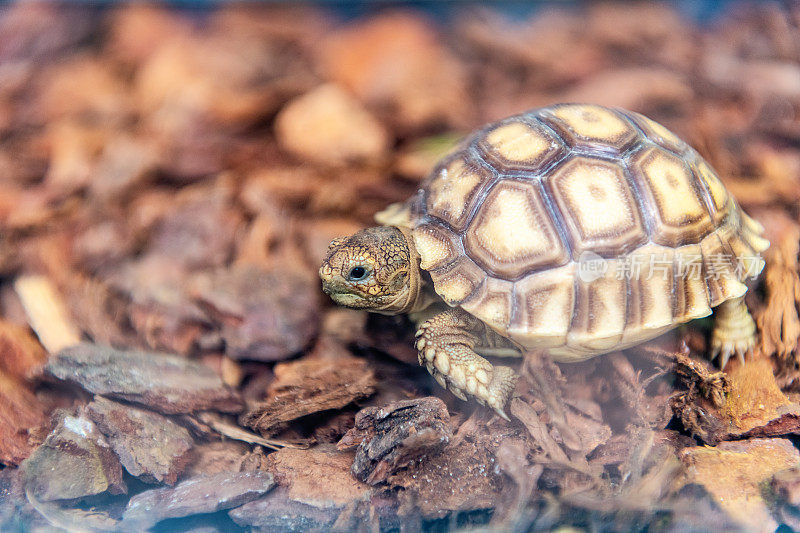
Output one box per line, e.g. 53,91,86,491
414,308,518,419
319,226,423,314
710,296,757,368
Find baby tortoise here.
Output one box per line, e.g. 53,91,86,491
320,103,769,419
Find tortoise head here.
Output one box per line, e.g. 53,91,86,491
319,226,420,314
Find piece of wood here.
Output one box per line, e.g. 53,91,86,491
13,275,81,354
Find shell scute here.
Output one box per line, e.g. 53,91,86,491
547,156,647,256
673,244,714,320
459,277,514,335
543,104,638,153
568,257,627,351
627,111,689,155
509,264,575,348
630,146,714,246
428,255,486,306
700,232,748,306
692,157,731,224
413,221,459,272
478,119,565,172
464,180,569,279
425,156,492,231
725,222,766,280
623,244,675,333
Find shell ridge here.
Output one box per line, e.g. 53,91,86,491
464,144,504,228
700,233,747,307
535,165,576,266
721,209,767,281
623,262,634,337
618,148,655,246
529,116,572,175
541,155,582,256
618,108,651,140
686,155,719,236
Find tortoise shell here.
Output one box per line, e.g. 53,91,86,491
399,104,769,361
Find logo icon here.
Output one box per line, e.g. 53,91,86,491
577,251,608,282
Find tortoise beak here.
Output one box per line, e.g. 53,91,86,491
319,266,370,309
319,265,347,297
319,265,336,294
320,278,367,308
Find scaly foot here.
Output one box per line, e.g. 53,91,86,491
710,296,757,368
415,309,518,419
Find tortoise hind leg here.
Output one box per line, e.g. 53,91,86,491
415,308,518,419
711,296,757,368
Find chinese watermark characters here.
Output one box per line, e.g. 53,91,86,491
577,250,763,283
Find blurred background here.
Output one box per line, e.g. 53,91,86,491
1,1,800,531
2,0,797,346
2,0,797,303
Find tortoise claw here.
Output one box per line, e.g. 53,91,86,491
711,337,753,369
449,385,468,401
716,347,731,370
710,296,757,369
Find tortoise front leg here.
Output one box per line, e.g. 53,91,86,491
711,296,757,368
415,308,518,419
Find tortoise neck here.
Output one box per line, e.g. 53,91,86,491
398,227,426,314
374,227,425,315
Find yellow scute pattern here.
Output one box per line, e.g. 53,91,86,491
549,158,646,254
464,181,568,278
413,223,456,271
482,121,560,169
426,158,485,230
551,104,636,145
694,158,729,216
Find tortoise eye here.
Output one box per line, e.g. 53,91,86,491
348,266,369,281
